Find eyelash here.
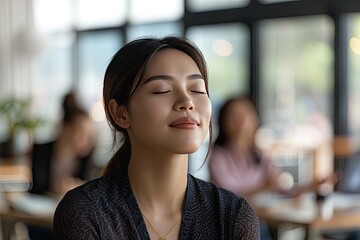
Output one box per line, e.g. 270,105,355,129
152,91,171,94
191,90,207,94
152,90,207,95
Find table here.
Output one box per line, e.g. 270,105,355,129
0,208,53,229
0,192,57,240
253,192,360,240
0,158,47,240
0,158,32,192
0,206,53,240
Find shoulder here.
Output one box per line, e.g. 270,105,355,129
187,175,260,238
54,172,125,223
53,170,145,239
188,175,256,213
53,173,127,238
56,172,119,208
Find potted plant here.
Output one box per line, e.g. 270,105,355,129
0,98,44,158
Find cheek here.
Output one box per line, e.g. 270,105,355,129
130,98,168,125
198,98,212,125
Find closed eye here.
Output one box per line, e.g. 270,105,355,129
191,90,207,94
152,90,171,94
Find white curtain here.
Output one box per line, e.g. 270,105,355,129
0,0,41,100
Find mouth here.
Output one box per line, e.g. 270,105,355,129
169,117,200,129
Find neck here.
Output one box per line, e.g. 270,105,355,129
128,152,188,214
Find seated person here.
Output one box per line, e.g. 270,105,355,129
30,92,95,196
27,92,95,240
209,95,337,240
209,96,336,199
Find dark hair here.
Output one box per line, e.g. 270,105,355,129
103,36,212,175
62,91,88,124
214,95,255,146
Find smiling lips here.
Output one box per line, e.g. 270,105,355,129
170,117,200,129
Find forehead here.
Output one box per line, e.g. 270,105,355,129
144,48,201,77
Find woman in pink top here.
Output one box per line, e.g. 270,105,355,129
209,95,340,240
209,96,337,198
209,96,281,199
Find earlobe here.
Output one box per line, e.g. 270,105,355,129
108,99,131,128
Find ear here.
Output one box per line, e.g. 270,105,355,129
108,99,131,129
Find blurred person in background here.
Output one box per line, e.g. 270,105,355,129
30,91,96,196
27,91,96,240
209,95,338,240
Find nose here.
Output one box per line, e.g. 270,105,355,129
173,98,195,111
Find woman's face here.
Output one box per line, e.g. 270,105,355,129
223,100,258,140
124,48,212,155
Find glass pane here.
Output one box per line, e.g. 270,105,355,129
127,22,183,42
32,33,75,141
77,31,123,111
258,16,334,180
186,23,249,180
129,0,183,24
347,13,360,137
76,0,127,30
259,16,333,126
187,0,249,12
34,0,72,33
77,31,123,168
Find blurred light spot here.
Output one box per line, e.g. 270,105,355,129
278,171,294,190
212,39,233,57
91,101,106,122
350,37,360,55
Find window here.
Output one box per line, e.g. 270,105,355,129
187,0,249,12
259,16,333,130
75,0,127,30
256,15,334,184
129,0,183,24
127,22,183,42
77,30,123,111
32,33,75,141
34,0,73,33
347,13,360,137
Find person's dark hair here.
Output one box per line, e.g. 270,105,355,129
103,36,212,175
62,91,88,124
214,95,255,146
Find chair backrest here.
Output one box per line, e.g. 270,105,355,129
336,150,360,193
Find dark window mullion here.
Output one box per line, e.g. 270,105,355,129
333,13,349,135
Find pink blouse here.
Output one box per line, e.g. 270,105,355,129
209,144,278,196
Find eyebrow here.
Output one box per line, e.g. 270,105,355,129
144,74,204,84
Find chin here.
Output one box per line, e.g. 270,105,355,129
173,145,202,154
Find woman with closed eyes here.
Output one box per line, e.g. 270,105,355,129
53,36,260,240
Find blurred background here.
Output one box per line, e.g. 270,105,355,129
1,0,360,239
1,0,360,188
